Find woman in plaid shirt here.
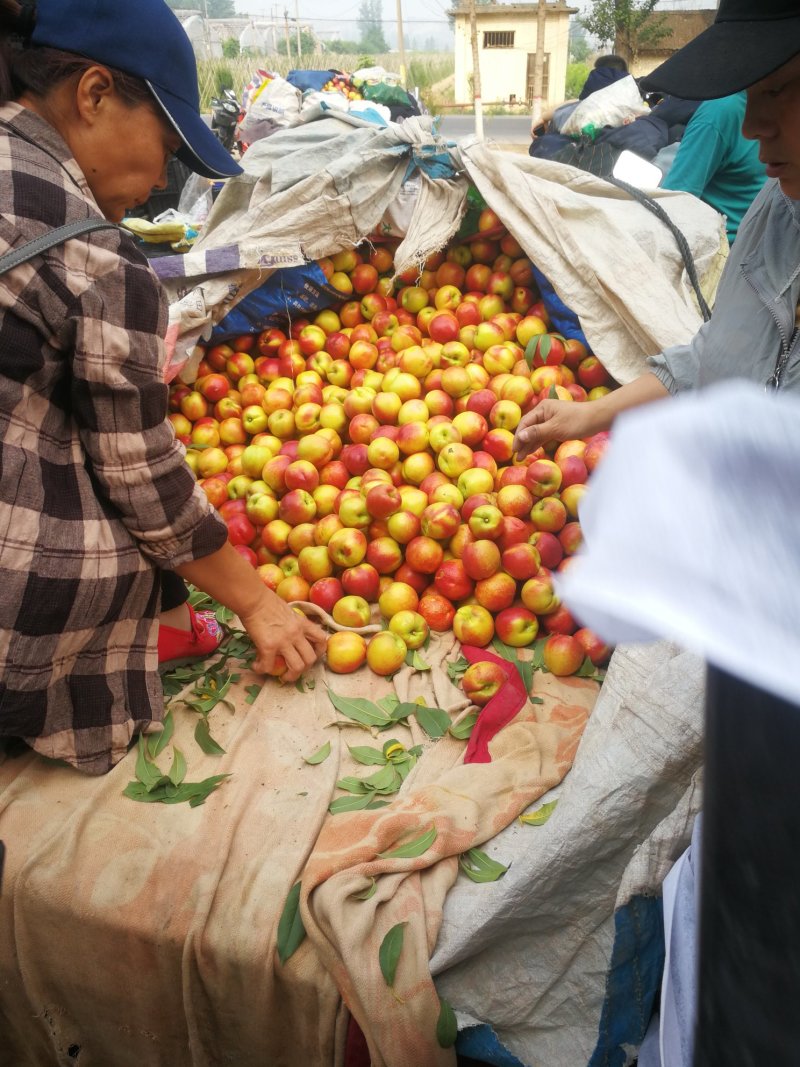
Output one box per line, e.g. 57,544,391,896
0,0,326,774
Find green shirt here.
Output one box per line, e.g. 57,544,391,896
661,92,767,243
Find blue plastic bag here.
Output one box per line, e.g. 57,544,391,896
211,262,342,343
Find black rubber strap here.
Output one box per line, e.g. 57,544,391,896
605,175,713,323
0,218,119,277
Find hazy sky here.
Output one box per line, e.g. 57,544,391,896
232,0,717,48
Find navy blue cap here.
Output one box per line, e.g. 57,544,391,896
31,0,242,179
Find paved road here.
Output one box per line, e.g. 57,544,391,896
437,114,532,145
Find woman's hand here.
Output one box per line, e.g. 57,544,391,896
241,596,328,682
177,542,327,683
514,400,595,459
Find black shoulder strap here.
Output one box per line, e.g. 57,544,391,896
604,175,713,323
0,218,120,277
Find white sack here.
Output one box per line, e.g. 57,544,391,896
237,74,302,145
457,138,727,384
561,75,649,135
432,641,705,1067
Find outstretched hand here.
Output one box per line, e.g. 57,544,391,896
514,399,595,459
242,598,328,682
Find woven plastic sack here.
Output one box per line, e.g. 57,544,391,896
561,75,649,136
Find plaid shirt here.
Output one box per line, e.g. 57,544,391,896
0,104,227,774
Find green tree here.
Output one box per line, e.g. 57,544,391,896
325,39,361,54
580,0,670,65
565,61,590,99
568,21,591,64
278,29,318,56
357,0,389,54
221,37,240,58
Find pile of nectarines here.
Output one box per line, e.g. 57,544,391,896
169,207,614,680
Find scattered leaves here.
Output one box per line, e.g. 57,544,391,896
303,741,331,765
147,709,174,759
379,922,407,989
459,847,509,883
329,793,375,814
519,799,558,826
355,877,378,901
328,689,393,728
349,744,389,766
436,997,458,1048
446,655,469,686
244,683,263,705
414,704,451,739
378,825,437,860
194,715,226,755
276,882,306,964
449,710,478,741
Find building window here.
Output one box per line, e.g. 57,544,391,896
526,52,550,105
483,31,515,48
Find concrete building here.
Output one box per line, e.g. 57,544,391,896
629,9,716,79
449,1,577,108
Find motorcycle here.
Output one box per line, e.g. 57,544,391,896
210,88,241,155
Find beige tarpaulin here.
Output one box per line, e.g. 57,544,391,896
0,633,598,1066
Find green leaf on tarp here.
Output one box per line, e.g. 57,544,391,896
355,877,378,901
167,747,187,787
148,709,174,759
414,705,450,739
532,638,549,670
377,693,400,715
530,696,544,705
194,715,226,755
362,763,401,795
135,734,164,791
379,825,437,860
379,922,407,988
436,996,458,1048
244,683,262,705
349,744,388,766
411,651,431,672
329,793,374,814
491,636,534,692
306,677,316,690
459,847,509,883
449,710,479,740
337,776,370,795
303,741,331,765
295,677,306,693
383,739,406,759
446,655,469,685
123,773,231,807
276,882,306,965
518,657,534,694
366,800,390,809
576,656,599,678
404,649,415,666
519,799,558,826
491,636,517,663
386,701,416,725
328,689,392,728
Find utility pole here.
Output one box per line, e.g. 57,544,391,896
396,0,407,87
530,0,546,129
468,0,483,139
295,0,302,58
283,8,293,60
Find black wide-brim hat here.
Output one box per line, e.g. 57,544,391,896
640,0,800,100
